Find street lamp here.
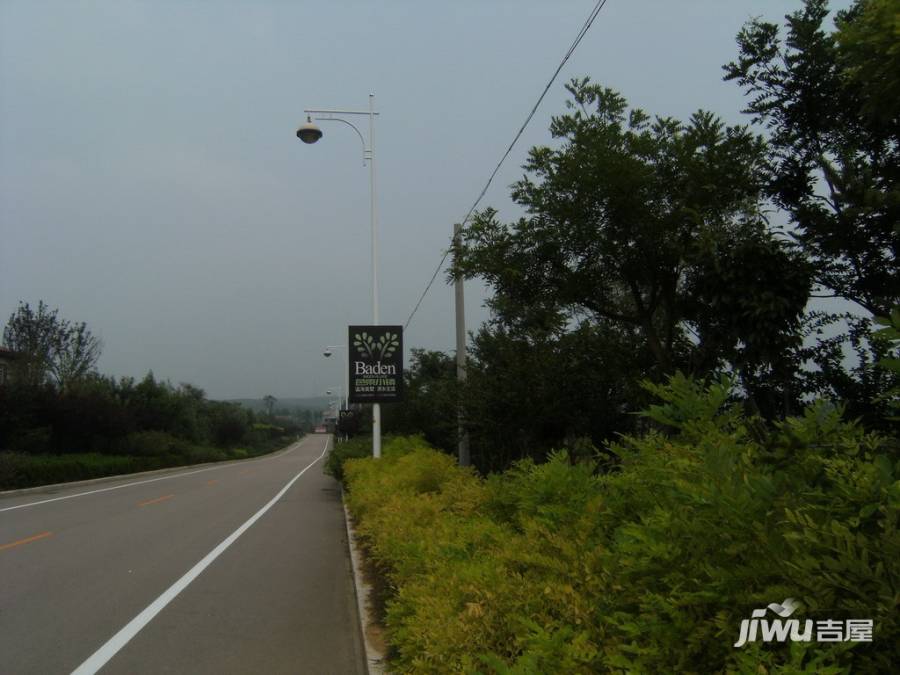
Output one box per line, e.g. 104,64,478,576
324,389,341,435
325,387,344,410
323,344,349,410
299,94,382,459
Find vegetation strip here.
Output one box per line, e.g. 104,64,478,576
339,404,897,673
342,489,387,674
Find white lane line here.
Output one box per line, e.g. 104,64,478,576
0,440,307,513
71,436,330,675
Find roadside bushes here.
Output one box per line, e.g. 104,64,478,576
342,376,899,673
0,374,303,488
324,435,374,483
0,452,161,488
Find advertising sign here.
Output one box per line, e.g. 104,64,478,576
338,409,359,437
348,325,403,403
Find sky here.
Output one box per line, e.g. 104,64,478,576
0,0,853,400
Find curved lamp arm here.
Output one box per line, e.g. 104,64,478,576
316,117,369,165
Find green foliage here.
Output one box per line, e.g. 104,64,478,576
324,434,376,483
0,451,160,488
725,0,899,316
0,369,298,488
873,306,900,418
383,350,460,457
345,379,899,673
835,0,900,132
639,371,736,433
462,322,652,473
2,300,102,388
118,430,192,458
455,78,809,383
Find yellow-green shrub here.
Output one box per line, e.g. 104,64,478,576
343,378,898,673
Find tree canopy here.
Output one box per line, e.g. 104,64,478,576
724,0,899,316
3,301,102,389
455,79,810,386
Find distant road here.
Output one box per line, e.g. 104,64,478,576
0,435,366,674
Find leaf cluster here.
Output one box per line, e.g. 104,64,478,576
3,300,102,389
344,380,899,673
724,0,899,316
455,78,810,387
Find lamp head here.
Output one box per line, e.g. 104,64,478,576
296,116,323,144
326,389,333,395
323,349,333,358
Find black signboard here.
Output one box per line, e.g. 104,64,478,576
338,409,359,437
348,325,403,403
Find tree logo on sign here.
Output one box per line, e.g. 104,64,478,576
352,331,400,360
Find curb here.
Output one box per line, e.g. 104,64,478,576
342,487,388,674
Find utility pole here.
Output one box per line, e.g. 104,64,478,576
454,223,470,467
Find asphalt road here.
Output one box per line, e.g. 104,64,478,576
0,434,366,675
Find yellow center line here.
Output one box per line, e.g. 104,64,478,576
137,494,175,508
0,531,54,552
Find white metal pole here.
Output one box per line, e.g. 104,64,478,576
343,347,349,411
369,93,381,459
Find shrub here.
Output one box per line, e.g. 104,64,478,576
324,435,373,483
6,427,53,454
344,377,899,673
0,452,157,489
116,430,190,458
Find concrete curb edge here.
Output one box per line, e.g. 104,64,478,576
342,487,387,675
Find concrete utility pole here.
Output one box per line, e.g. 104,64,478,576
454,223,470,467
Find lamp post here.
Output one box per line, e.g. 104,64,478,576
323,345,349,411
324,389,341,435
299,94,382,458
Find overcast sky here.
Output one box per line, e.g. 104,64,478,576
0,1,853,400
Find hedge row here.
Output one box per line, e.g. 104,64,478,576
0,430,298,489
342,376,898,673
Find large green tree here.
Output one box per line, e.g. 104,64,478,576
3,301,102,389
462,320,653,471
383,349,459,453
456,79,810,399
724,0,899,316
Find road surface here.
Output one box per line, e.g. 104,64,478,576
0,434,366,674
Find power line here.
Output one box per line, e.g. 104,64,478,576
404,0,611,331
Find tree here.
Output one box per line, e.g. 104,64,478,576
835,0,900,130
262,395,277,417
3,301,102,389
383,349,459,453
462,320,653,472
456,79,810,395
724,0,899,316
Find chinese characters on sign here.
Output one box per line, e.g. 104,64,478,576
348,326,403,403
